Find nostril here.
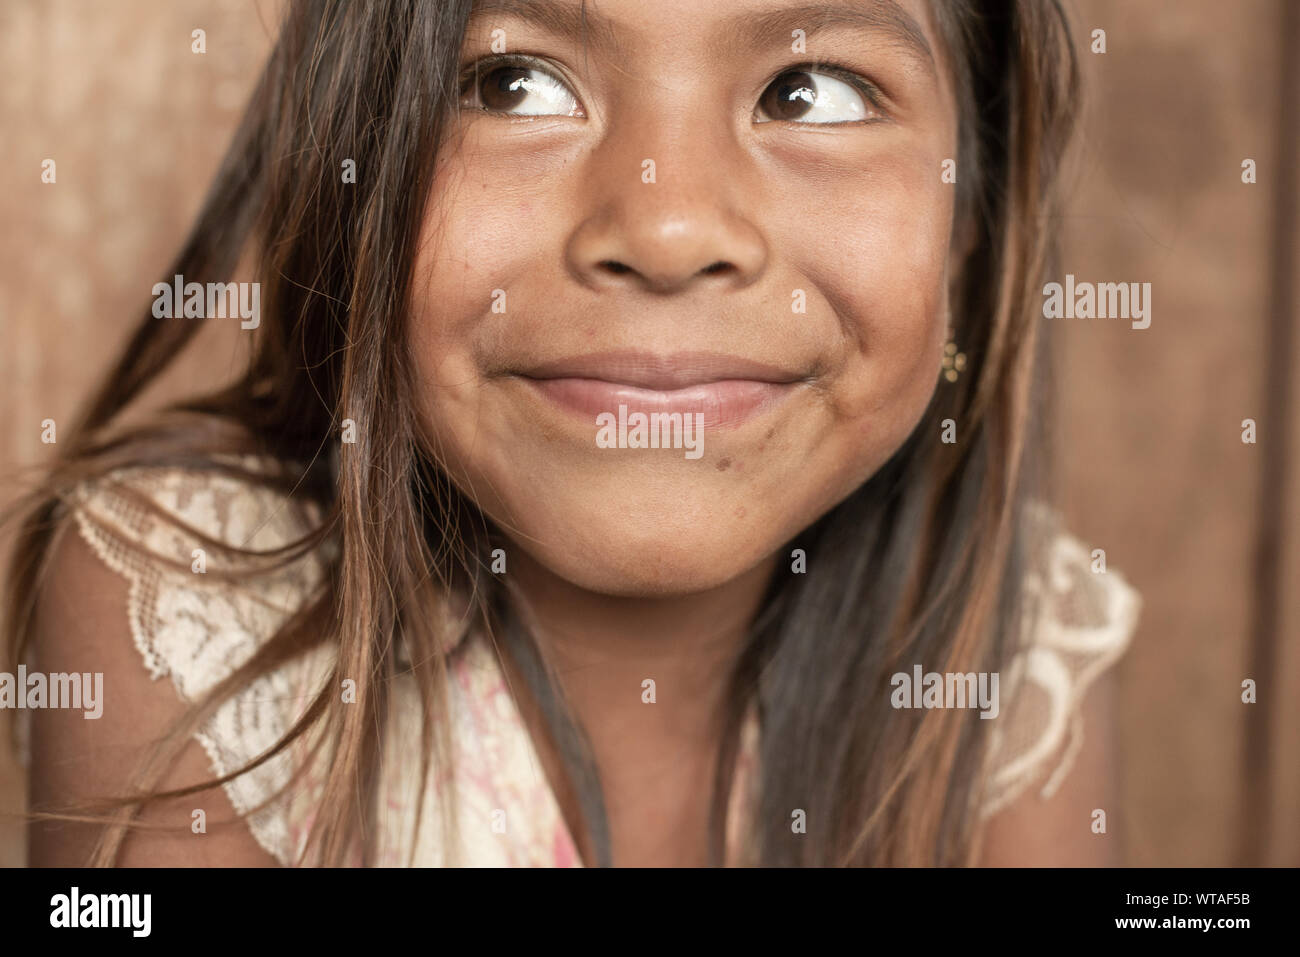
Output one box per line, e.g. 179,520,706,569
589,258,740,286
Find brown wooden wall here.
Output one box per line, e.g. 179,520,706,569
1,0,1295,867
1053,0,1298,866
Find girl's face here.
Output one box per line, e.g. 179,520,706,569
410,0,960,596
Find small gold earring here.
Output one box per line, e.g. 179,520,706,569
941,339,966,382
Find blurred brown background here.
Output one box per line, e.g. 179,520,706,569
1,0,1296,866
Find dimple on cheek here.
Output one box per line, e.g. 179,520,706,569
818,258,948,422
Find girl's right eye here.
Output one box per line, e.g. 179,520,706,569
460,58,584,117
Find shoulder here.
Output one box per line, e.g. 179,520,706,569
979,503,1142,821
64,455,333,688
26,455,336,865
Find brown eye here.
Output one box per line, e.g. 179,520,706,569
480,66,533,112
463,60,583,117
759,71,818,121
755,69,876,124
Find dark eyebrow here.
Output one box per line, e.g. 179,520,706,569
467,0,936,76
467,0,620,54
723,1,937,76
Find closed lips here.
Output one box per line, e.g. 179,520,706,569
514,350,807,430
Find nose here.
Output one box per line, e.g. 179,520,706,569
565,138,768,295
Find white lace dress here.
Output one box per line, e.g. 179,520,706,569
27,461,1141,866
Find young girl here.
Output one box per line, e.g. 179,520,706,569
8,0,1140,867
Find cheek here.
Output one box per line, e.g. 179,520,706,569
846,168,947,360
778,151,953,484
407,158,548,460
410,123,586,344
817,165,950,376
407,145,603,531
410,162,530,357
406,168,504,497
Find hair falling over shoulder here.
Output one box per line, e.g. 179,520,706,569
3,0,1082,867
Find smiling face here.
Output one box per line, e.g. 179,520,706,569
409,0,961,597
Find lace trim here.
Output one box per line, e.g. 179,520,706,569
67,459,332,865
62,462,1139,860
978,521,1141,819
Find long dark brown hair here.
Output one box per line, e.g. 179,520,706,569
3,0,1080,867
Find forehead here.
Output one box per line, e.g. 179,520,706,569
466,0,943,81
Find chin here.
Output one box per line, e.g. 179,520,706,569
520,537,769,597
501,482,784,598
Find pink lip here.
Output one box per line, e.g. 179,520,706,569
514,350,806,430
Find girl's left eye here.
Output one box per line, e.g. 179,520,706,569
755,69,881,124
460,60,584,117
